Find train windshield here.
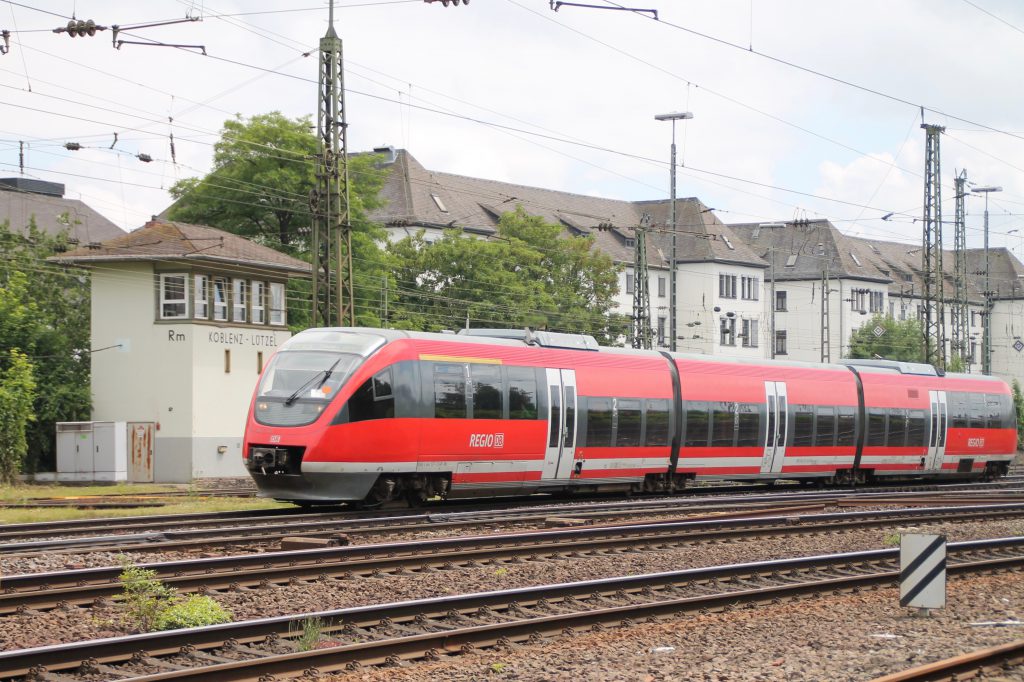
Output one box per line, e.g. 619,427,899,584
254,350,361,427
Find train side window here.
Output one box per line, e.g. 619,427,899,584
968,393,986,429
348,369,395,423
867,409,887,446
711,402,736,447
616,399,642,447
836,407,856,446
887,408,908,447
793,406,814,447
586,397,613,447
906,410,927,446
814,406,836,447
949,393,969,429
433,363,467,419
736,403,760,447
470,364,503,419
684,402,710,448
644,399,670,446
1001,394,1015,429
985,395,1002,429
507,367,538,420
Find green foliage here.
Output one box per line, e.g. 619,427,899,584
154,594,232,631
388,207,628,343
847,315,926,363
167,111,390,330
0,349,36,485
119,558,231,633
1012,380,1024,450
0,220,88,474
119,561,176,633
882,532,901,548
291,616,324,651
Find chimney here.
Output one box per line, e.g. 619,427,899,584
372,145,398,165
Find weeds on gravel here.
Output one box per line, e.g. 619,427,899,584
291,616,324,651
118,557,231,633
883,533,901,547
494,567,509,579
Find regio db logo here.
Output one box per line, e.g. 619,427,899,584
469,433,504,448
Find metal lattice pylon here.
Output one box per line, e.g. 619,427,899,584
921,123,946,368
631,213,653,349
310,1,353,328
952,169,969,369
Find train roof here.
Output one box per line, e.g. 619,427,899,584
289,327,1010,386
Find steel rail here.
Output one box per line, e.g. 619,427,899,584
3,503,1024,615
869,638,1024,681
2,538,1022,680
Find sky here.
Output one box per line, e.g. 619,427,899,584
1,0,1022,256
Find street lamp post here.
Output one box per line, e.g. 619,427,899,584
655,111,693,353
972,185,1001,375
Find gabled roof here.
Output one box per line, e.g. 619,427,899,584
729,218,1024,302
50,220,310,275
1,181,124,244
370,150,767,270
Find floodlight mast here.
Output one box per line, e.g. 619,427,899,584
972,185,1002,375
654,111,694,352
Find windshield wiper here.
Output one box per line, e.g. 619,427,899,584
283,357,344,406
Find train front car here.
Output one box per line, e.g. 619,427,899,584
243,328,397,504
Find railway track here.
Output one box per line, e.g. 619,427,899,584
3,483,1024,557
870,638,1024,681
3,537,1022,681
3,502,1024,615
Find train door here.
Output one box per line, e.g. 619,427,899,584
925,390,948,471
760,381,788,474
542,369,578,480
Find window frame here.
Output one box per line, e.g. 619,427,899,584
193,274,209,320
159,273,189,320
232,278,248,323
251,280,266,325
213,277,229,322
269,282,286,326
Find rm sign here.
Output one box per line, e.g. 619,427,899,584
899,533,946,611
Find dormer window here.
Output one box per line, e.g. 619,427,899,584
624,238,636,248
159,273,188,319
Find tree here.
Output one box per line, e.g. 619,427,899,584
847,315,926,363
0,348,37,485
0,221,91,474
1012,380,1024,451
387,207,628,343
167,112,390,329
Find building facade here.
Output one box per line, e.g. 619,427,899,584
53,220,309,482
368,149,1024,387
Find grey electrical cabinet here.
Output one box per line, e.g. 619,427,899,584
56,421,153,482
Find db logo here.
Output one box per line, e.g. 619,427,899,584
967,437,985,448
469,433,504,448
269,435,281,443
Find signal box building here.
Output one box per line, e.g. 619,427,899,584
53,220,309,482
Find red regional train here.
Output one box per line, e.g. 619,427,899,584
243,327,1017,505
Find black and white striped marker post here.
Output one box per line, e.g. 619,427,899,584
899,533,946,613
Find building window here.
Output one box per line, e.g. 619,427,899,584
888,301,895,318
269,282,286,326
251,281,266,325
657,316,666,346
971,310,978,327
775,330,788,356
658,276,666,298
213,277,228,321
775,291,787,312
741,318,759,348
870,291,883,313
899,302,907,321
741,276,759,301
625,272,635,295
970,342,977,364
719,274,737,299
159,273,188,319
720,316,736,346
232,278,247,323
194,275,209,320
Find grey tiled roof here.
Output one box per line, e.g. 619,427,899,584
729,219,1024,302
370,150,767,270
1,183,125,244
51,220,310,275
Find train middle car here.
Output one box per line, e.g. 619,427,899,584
243,327,1017,504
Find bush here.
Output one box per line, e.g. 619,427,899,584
119,562,175,632
154,594,232,631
